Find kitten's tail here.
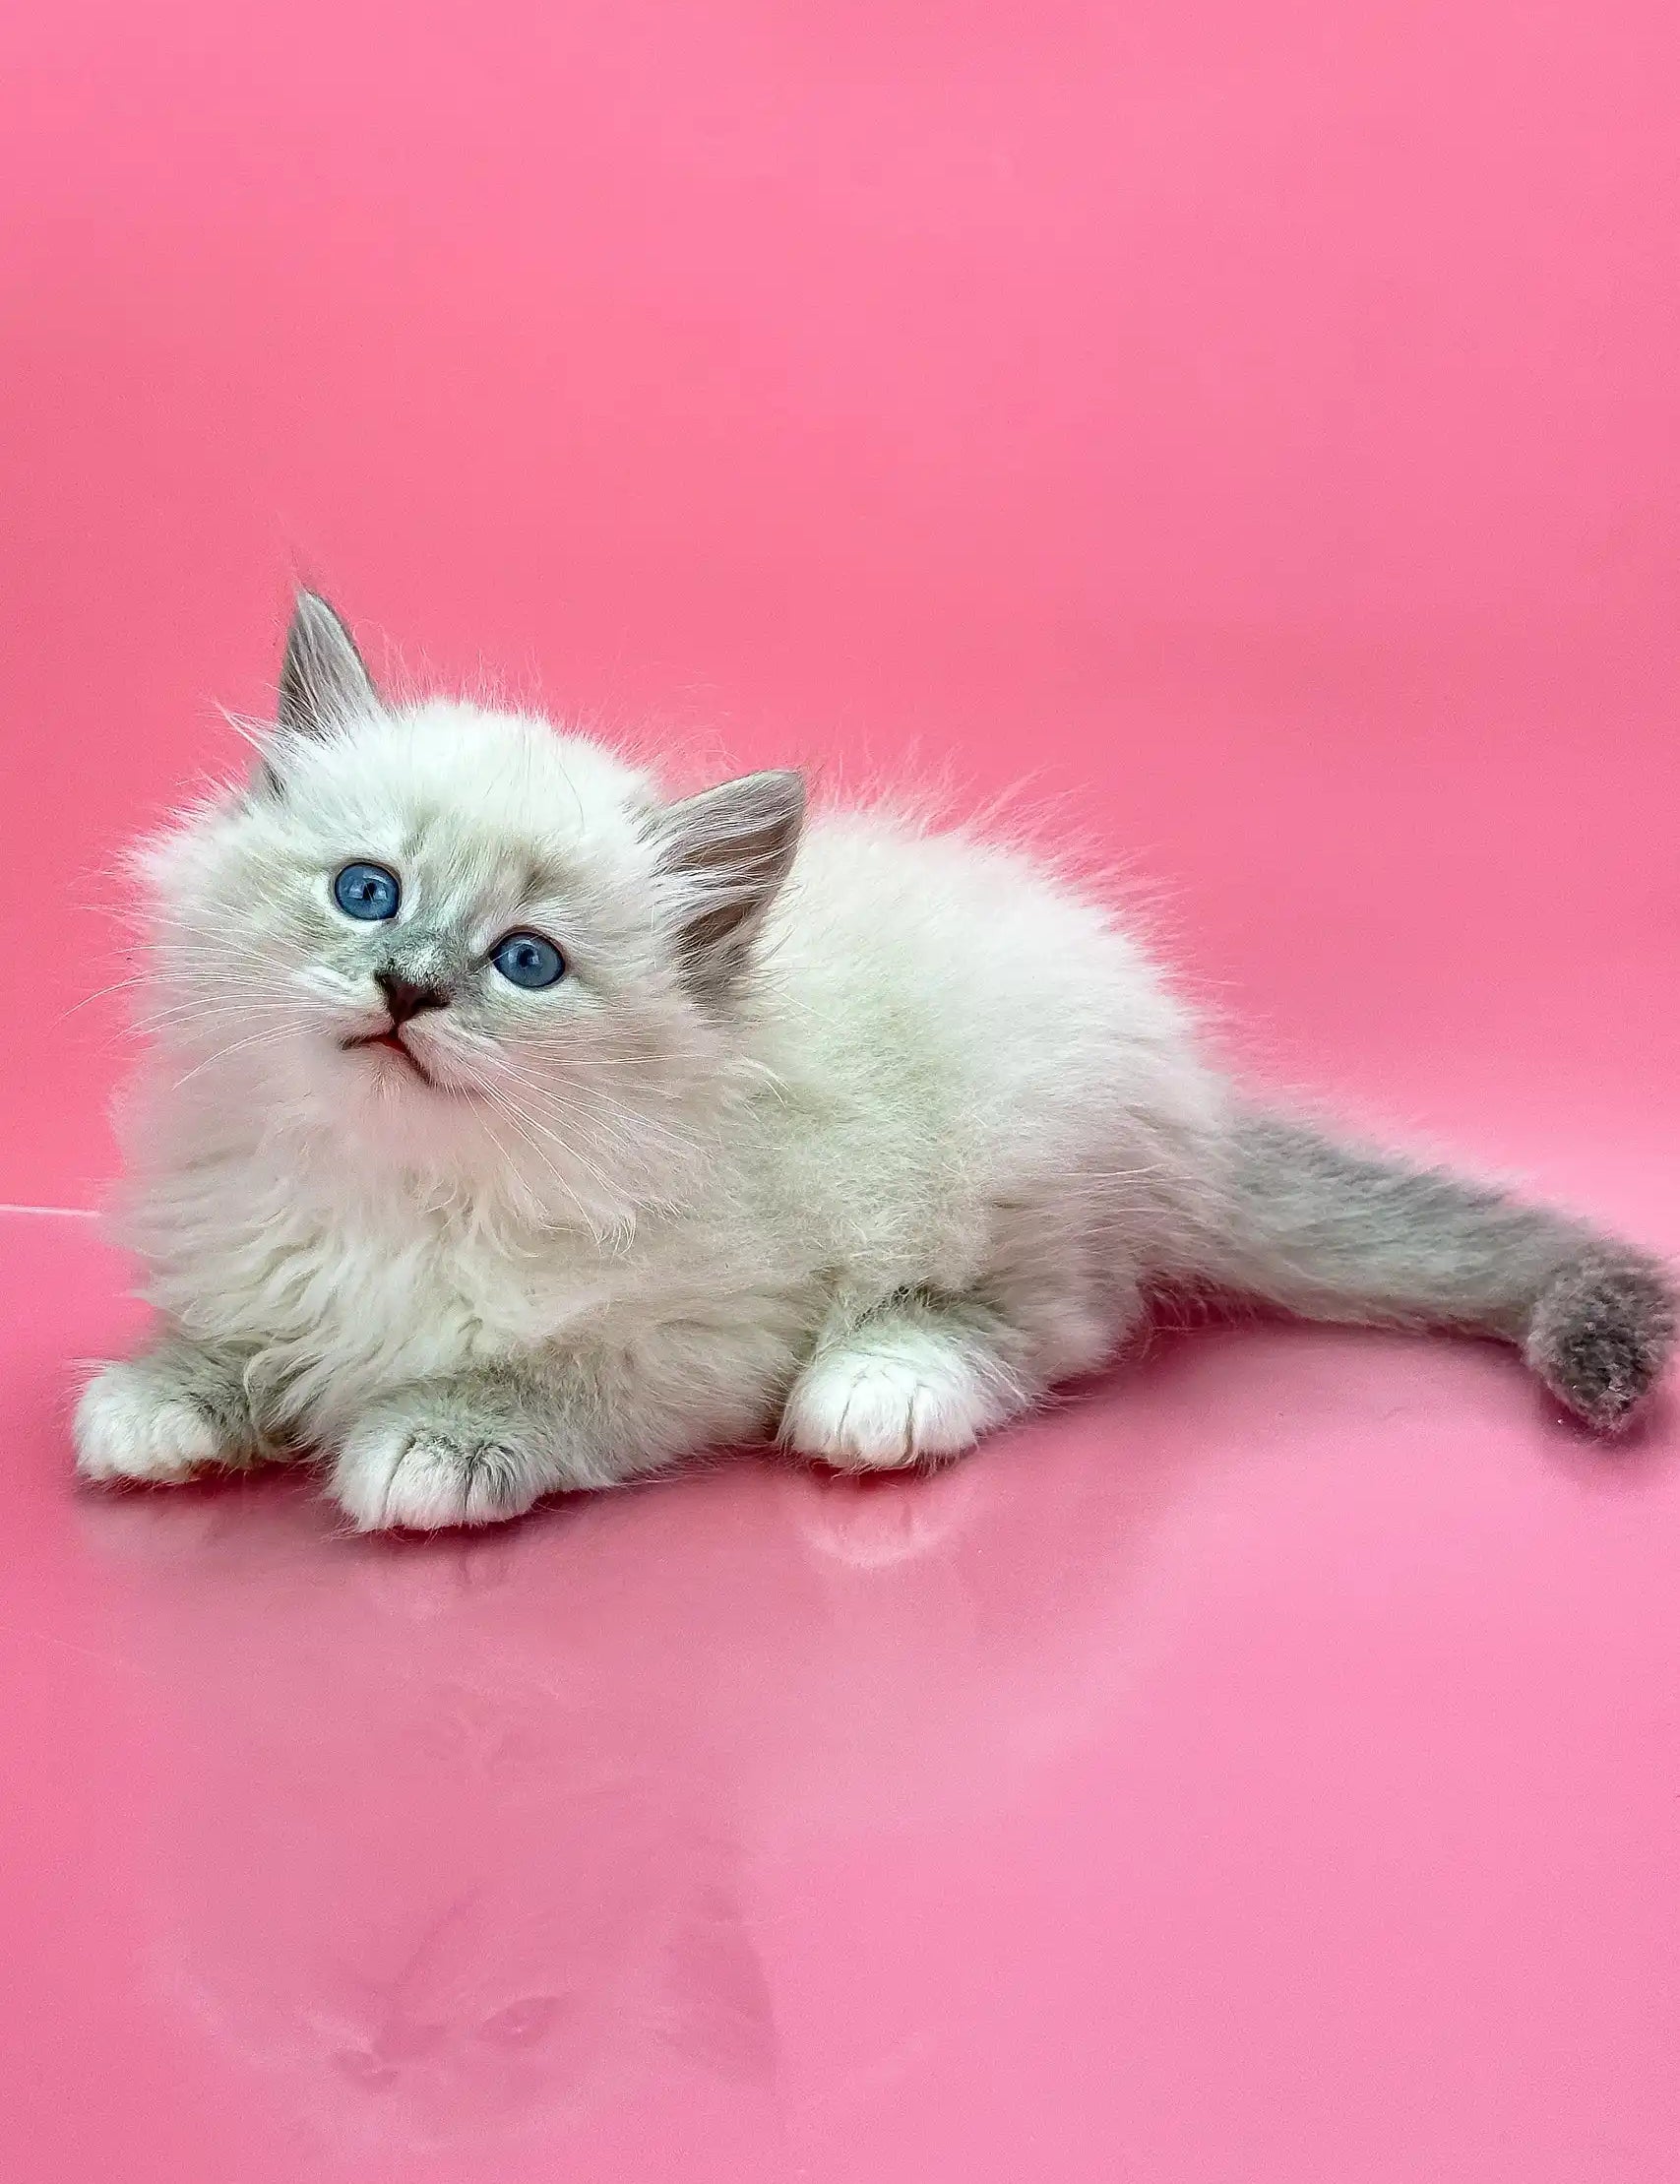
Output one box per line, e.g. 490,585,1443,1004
1185,1111,1674,1431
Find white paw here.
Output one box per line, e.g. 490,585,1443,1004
329,1416,541,1532
781,1326,1011,1472
75,1362,225,1484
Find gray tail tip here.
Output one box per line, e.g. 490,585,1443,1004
1524,1252,1677,1433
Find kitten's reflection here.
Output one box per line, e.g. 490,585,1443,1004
80,1480,778,2157
76,1369,1200,2160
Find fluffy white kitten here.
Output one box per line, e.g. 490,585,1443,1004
75,594,1674,1529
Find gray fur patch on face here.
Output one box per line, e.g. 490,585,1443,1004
1524,1252,1677,1432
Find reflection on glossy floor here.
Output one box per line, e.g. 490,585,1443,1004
4,1209,1676,2183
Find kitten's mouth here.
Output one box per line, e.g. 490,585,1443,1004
342,1028,438,1088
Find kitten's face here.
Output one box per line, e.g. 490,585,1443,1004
139,598,802,1217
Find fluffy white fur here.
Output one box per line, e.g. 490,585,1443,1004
74,596,1672,1528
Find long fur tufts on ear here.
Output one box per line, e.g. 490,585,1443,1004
277,592,378,740
652,771,805,998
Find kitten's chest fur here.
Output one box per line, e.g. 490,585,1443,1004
143,1143,818,1434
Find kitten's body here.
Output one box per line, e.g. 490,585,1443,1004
76,597,1674,1528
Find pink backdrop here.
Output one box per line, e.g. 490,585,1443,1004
2,5,1677,2181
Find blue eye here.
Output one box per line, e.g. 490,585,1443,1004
333,862,401,920
491,931,566,989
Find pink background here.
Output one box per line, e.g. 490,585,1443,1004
2,4,1677,2180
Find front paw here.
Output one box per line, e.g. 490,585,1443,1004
329,1404,545,1531
75,1360,232,1484
781,1328,1006,1472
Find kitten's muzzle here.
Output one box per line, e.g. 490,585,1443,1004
342,1025,441,1089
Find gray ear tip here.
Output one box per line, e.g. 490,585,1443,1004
280,588,365,665
288,588,342,632
760,770,807,821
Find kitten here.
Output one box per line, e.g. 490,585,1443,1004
74,593,1674,1529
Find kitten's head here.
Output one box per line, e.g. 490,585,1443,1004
138,593,804,1222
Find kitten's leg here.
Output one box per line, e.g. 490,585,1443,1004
75,1337,267,1484
780,1295,1033,1472
329,1373,559,1531
330,1320,796,1530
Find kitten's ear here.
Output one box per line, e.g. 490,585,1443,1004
653,770,804,997
276,591,377,738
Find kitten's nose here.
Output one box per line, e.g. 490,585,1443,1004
374,969,449,1024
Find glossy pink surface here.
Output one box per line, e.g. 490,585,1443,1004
2,3,1678,2178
